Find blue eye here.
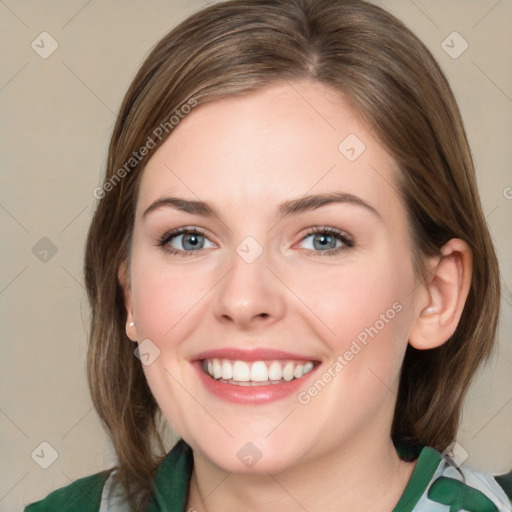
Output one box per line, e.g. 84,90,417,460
158,228,214,255
172,232,205,250
157,226,353,257
298,227,353,255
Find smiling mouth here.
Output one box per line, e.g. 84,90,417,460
201,358,317,386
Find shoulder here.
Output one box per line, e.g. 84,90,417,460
425,464,512,511
411,447,511,511
23,440,194,512
393,443,512,511
23,470,111,512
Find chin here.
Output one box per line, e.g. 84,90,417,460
189,434,308,475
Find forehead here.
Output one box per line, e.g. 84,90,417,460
136,80,402,220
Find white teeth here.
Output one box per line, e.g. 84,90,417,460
203,358,316,384
232,361,250,382
282,362,295,381
250,361,268,382
293,364,304,379
221,360,233,380
303,361,314,374
268,361,283,380
212,359,222,379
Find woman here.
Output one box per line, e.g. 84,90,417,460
25,0,511,510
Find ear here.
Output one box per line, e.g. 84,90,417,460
118,261,138,342
409,238,472,350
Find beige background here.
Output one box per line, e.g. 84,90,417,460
0,1,511,510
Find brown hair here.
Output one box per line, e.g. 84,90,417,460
84,0,500,509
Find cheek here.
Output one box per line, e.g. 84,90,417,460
129,250,212,341
293,253,412,352
291,258,415,427
289,249,416,415
131,276,176,340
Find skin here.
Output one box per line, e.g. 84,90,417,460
121,80,472,511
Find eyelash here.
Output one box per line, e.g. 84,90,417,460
156,227,209,257
156,226,354,257
300,226,354,256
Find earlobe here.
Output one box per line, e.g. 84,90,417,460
125,315,138,342
118,261,138,342
409,238,472,350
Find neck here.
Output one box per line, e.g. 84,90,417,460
187,432,415,512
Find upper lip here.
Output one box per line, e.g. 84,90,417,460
192,348,320,362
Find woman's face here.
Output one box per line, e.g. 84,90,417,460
124,80,421,473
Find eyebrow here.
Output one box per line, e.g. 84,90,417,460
142,192,381,221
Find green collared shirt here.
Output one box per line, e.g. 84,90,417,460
24,440,512,511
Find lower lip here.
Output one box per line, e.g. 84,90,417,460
193,361,318,405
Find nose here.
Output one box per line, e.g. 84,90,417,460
212,246,286,331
